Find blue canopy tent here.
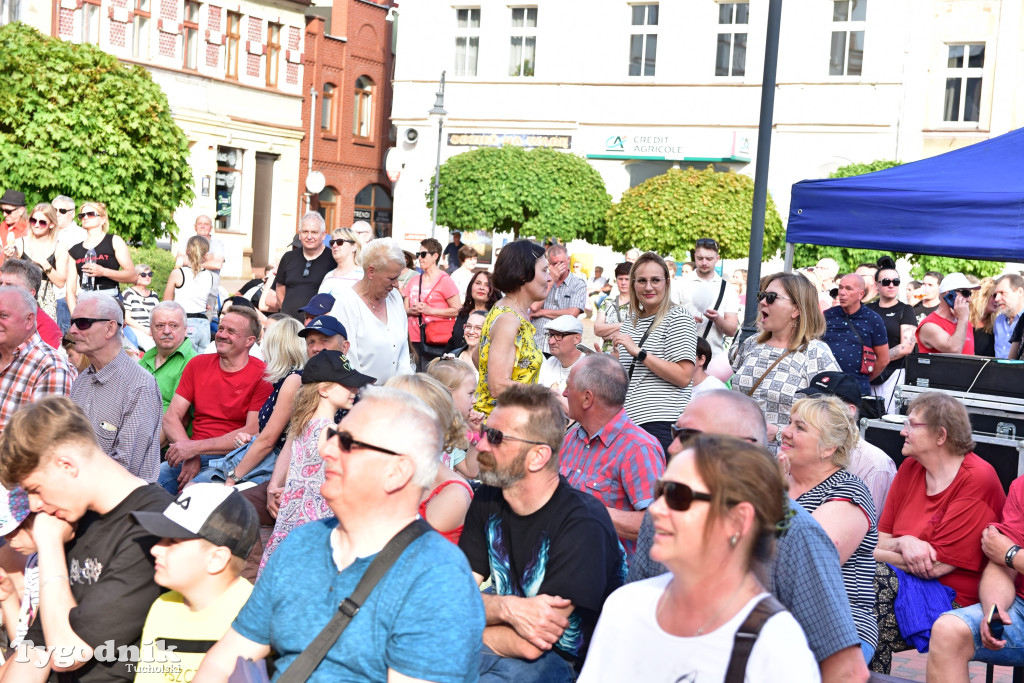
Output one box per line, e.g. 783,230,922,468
786,127,1024,261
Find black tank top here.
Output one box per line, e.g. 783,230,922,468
69,233,119,291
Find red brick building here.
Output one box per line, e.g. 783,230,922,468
300,0,395,237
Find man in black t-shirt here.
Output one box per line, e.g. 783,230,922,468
0,396,173,683
459,384,623,682
913,271,944,323
272,213,335,321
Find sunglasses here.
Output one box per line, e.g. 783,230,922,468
654,479,714,512
878,278,901,287
139,271,153,277
28,218,49,227
955,289,974,298
417,251,434,259
757,291,792,305
325,428,402,457
670,425,759,445
480,426,546,448
78,211,99,220
302,260,312,278
70,317,115,330
56,207,74,215
695,238,719,250
330,239,356,247
0,207,16,215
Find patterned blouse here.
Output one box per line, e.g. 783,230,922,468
473,305,542,416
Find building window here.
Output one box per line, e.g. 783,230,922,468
183,0,200,69
81,1,101,44
215,147,242,232
132,0,151,59
944,44,984,123
353,76,373,138
629,4,658,77
0,0,19,26
354,184,392,238
321,83,336,132
509,7,537,77
454,8,480,77
716,2,747,76
317,187,337,231
266,22,281,87
225,11,241,79
829,0,865,76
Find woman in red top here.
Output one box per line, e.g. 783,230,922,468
871,392,1005,674
403,238,460,370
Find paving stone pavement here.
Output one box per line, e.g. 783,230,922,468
890,650,1014,682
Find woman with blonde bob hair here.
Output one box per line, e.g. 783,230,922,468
610,251,697,453
385,373,473,544
580,434,818,681
731,273,840,451
782,396,878,661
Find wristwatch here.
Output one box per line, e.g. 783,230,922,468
637,349,648,364
226,468,237,482
1006,544,1021,569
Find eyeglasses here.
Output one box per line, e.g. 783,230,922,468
903,420,931,431
330,239,356,247
302,260,312,278
757,291,792,305
325,428,402,457
78,211,99,220
56,208,74,215
669,425,759,445
879,278,901,287
635,277,665,287
695,238,719,251
654,479,714,512
480,426,547,448
417,251,433,259
70,317,115,330
139,271,153,278
28,218,49,227
464,324,483,333
546,331,576,341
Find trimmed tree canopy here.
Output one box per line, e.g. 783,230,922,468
0,23,193,245
427,145,611,243
604,166,784,259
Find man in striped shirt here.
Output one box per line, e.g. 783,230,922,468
0,286,74,434
560,352,664,561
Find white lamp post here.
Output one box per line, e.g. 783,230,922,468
428,71,447,240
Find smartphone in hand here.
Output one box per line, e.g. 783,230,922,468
988,603,1005,640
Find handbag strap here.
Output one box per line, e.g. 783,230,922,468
745,347,793,397
701,280,728,340
418,273,444,325
277,518,431,682
723,595,786,683
844,314,867,347
627,318,657,381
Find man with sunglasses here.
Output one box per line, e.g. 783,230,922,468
627,389,870,683
917,272,979,356
459,383,622,682
0,189,28,264
272,212,334,321
198,387,485,682
52,195,85,333
821,273,890,396
672,237,738,357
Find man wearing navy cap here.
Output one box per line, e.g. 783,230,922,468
297,293,335,325
298,315,349,358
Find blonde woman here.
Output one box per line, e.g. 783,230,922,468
969,277,997,357
319,227,364,298
4,203,70,320
67,201,136,307
165,235,214,352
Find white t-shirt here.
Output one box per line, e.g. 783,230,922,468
451,266,475,303
579,575,820,683
537,353,581,394
691,374,728,398
675,272,740,355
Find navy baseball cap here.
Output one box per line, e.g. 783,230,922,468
298,315,347,339
796,371,862,408
299,293,336,317
303,350,376,388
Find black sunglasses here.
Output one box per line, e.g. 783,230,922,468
0,207,16,215
654,479,714,512
330,239,356,247
695,238,718,250
70,317,115,330
757,291,792,305
302,260,312,278
56,207,74,215
878,278,901,287
325,428,402,457
139,271,153,277
417,251,434,259
956,289,974,298
480,426,546,447
670,425,759,445
78,211,99,220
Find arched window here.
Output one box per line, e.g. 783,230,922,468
321,84,336,133
318,186,337,231
354,183,392,237
353,76,373,138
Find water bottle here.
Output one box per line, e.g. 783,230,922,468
83,248,97,291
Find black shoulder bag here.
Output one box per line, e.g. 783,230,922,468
701,280,728,340
723,595,786,683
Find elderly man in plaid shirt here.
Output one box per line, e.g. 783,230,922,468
560,352,664,561
0,286,74,433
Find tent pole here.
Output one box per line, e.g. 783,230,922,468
784,242,794,273
739,0,783,346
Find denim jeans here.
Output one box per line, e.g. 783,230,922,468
947,597,1024,666
56,298,71,333
478,644,576,683
186,316,211,353
158,454,217,495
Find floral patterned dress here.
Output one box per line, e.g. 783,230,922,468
259,417,334,573
473,305,543,416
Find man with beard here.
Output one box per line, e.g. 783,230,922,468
458,383,623,682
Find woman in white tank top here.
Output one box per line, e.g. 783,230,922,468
165,235,214,351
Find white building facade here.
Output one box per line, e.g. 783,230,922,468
389,0,1023,257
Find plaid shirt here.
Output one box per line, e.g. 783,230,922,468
70,349,162,482
560,408,664,559
0,333,75,434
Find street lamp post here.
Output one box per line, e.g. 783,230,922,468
429,71,447,241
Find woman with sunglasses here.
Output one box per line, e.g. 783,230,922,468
730,273,840,453
66,202,137,310
610,252,697,453
164,235,215,352
402,238,460,370
781,396,878,662
318,227,364,298
580,434,818,681
866,257,918,413
4,203,70,321
446,271,499,353
121,264,160,351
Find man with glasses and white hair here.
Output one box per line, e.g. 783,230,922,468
460,383,622,682
273,212,335,321
197,387,485,682
68,292,162,481
672,237,739,357
51,194,85,333
139,301,197,413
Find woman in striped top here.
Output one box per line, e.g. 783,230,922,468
611,252,697,454
781,395,878,662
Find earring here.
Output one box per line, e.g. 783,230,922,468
729,533,739,548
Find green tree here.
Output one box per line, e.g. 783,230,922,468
604,166,785,259
427,145,611,242
0,23,193,246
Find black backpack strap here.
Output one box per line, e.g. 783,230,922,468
277,518,431,682
724,595,786,683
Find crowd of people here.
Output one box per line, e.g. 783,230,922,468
0,186,1023,682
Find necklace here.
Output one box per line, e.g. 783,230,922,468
658,576,750,637
358,285,386,313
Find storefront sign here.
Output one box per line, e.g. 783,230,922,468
447,133,571,149
583,129,751,163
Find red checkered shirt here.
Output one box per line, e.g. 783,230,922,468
0,333,75,434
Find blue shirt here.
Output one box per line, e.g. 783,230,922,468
822,305,889,395
233,518,484,682
995,311,1023,358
